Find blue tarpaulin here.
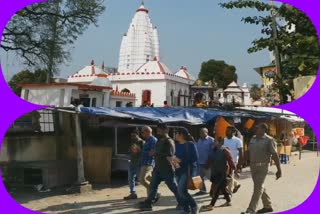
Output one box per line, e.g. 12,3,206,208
79,107,271,125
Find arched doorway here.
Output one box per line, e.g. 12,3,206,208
142,90,151,106
177,90,182,106
170,90,174,106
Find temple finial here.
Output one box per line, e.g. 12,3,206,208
141,0,145,6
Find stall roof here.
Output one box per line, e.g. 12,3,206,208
78,107,274,125
237,107,304,122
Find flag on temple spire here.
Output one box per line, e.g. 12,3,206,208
102,61,105,71
91,60,95,75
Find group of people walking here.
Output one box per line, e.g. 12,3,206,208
124,123,282,214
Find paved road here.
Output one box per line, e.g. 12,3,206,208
16,151,319,214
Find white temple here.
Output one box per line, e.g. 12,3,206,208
110,2,195,106
216,81,251,106
118,3,160,73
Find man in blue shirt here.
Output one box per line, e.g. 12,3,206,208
195,128,214,196
139,126,157,196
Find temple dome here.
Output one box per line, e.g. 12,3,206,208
175,66,194,80
68,60,111,88
136,57,173,74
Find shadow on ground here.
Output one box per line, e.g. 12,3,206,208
38,196,180,214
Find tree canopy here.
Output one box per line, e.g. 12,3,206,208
220,0,319,102
250,83,261,101
198,59,238,89
8,69,48,96
2,0,105,82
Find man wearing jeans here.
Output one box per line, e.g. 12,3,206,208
139,123,182,211
195,128,214,196
139,126,157,196
124,130,144,200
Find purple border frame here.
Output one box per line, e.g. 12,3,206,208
0,0,319,213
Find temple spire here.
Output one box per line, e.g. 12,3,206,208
141,0,145,6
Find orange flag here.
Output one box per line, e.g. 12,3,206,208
215,117,232,138
244,118,255,130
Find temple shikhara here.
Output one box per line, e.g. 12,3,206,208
19,2,252,107
110,3,195,107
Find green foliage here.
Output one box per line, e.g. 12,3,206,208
8,69,48,96
220,0,320,100
199,59,238,89
250,84,261,101
2,0,105,81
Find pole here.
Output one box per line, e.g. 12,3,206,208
270,0,283,104
74,113,86,184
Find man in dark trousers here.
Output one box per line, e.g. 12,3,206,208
139,123,182,211
199,137,238,212
124,130,144,200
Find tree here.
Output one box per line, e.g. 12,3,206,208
250,84,261,101
8,69,48,96
220,1,320,101
1,0,105,82
198,59,238,89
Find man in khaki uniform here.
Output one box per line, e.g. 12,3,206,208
242,123,282,214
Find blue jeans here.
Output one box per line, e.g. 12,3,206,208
176,173,197,212
128,164,139,193
146,169,183,205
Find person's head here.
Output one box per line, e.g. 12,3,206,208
141,126,152,139
200,128,209,139
164,101,168,105
226,126,235,139
175,127,194,143
255,123,268,137
214,137,224,148
131,130,140,141
157,123,169,137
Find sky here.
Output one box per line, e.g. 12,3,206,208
0,0,274,85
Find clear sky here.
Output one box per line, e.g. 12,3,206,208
1,0,273,85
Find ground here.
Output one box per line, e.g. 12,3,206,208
9,151,320,214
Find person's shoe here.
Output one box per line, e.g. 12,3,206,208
123,193,138,200
139,202,153,211
176,204,184,210
199,205,213,212
257,207,274,213
233,184,241,194
151,193,161,204
194,191,207,196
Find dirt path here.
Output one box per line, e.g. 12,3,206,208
11,151,320,214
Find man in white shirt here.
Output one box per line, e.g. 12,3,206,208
224,126,243,194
